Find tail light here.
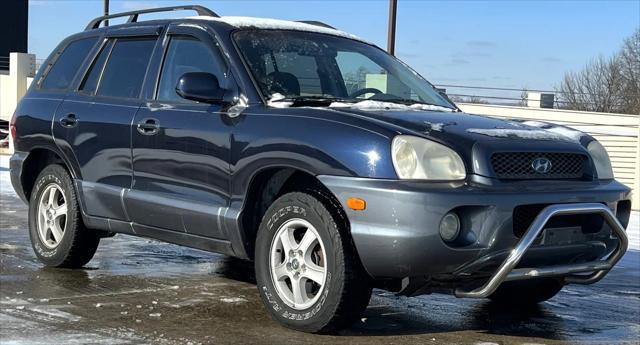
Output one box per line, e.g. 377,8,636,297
10,111,17,140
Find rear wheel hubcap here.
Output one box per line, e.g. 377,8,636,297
36,183,67,249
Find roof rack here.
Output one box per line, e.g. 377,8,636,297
296,21,336,30
85,5,219,31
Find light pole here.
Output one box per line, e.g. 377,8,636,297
104,0,109,26
387,0,397,56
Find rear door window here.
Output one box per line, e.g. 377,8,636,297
40,37,98,90
97,38,157,99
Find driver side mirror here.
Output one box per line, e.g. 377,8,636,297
175,72,226,104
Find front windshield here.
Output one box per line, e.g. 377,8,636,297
233,30,456,110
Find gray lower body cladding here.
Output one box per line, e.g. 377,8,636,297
318,175,631,279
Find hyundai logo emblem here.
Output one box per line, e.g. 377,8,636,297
531,157,552,174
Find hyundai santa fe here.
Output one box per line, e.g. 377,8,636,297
9,5,631,333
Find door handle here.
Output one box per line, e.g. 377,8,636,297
59,113,78,128
136,118,160,135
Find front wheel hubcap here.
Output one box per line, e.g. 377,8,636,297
36,183,67,249
269,218,327,310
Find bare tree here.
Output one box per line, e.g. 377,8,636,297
450,95,488,104
558,29,639,114
619,29,640,114
517,88,528,107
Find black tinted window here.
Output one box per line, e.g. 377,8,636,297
40,37,98,90
157,36,226,102
79,40,113,94
97,38,156,98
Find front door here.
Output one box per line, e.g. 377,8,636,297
126,25,233,239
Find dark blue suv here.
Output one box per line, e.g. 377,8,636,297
9,5,632,333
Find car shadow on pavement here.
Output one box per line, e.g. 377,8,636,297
213,257,567,339
341,301,565,339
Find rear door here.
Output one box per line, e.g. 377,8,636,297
54,33,159,220
126,24,233,239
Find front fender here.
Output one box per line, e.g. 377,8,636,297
230,106,398,198
224,106,398,258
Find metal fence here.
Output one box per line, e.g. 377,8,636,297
0,56,9,71
434,84,608,109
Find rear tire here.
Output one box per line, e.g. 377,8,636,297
28,164,100,268
255,191,372,333
488,278,563,306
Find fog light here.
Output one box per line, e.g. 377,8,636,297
439,212,460,242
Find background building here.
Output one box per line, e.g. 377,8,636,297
0,0,28,72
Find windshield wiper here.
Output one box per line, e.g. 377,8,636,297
269,95,355,106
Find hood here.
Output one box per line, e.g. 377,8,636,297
320,105,594,177
269,98,590,146
324,106,590,147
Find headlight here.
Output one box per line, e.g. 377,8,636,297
392,135,466,180
587,140,614,179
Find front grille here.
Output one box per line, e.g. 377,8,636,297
491,152,587,180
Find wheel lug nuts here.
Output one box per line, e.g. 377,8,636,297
298,250,303,256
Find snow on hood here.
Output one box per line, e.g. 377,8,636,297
266,95,455,113
425,122,447,132
328,100,455,112
467,120,586,142
266,93,293,108
517,120,585,141
187,16,366,42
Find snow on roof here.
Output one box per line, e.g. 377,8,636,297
186,16,366,42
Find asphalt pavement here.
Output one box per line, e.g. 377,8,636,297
1,155,639,345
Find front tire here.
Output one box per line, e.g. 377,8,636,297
28,164,100,268
255,192,372,333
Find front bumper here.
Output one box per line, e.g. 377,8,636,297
318,176,631,285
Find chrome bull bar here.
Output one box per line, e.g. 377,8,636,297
455,203,628,298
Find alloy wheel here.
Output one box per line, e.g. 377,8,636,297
36,183,67,249
269,218,328,310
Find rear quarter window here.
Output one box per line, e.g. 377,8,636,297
40,37,98,91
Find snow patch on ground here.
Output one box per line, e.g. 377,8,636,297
29,306,82,322
0,243,22,251
219,297,248,303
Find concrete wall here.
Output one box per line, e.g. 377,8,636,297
458,103,640,210
0,53,34,122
